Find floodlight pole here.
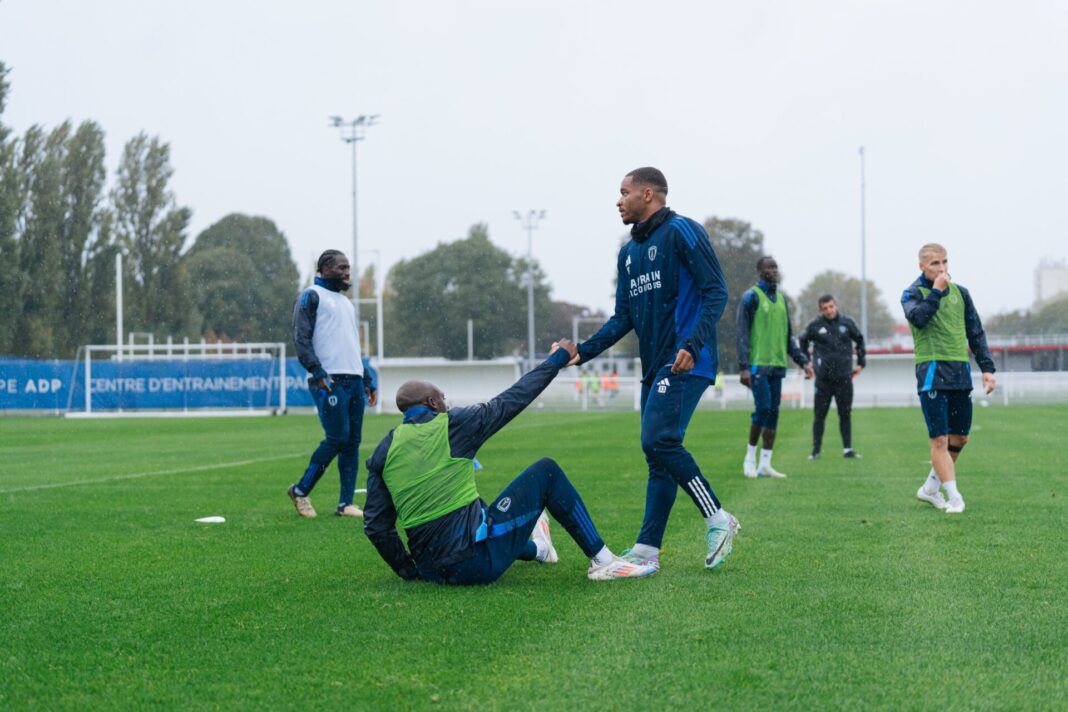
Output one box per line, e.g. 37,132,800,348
513,209,546,366
115,251,123,362
330,114,379,325
859,146,868,343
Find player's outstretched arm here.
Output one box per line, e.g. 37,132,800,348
447,346,574,458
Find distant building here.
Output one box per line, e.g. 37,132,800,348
1035,257,1068,306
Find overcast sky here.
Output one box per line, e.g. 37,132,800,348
2,0,1065,323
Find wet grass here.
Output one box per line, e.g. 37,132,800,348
1,406,1066,709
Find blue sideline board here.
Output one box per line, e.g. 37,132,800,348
0,357,317,411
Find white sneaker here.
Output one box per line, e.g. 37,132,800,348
530,510,558,563
757,464,787,479
743,460,758,479
916,486,947,510
587,556,657,581
945,496,966,514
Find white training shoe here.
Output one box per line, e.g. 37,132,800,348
743,460,758,479
757,464,787,479
916,486,947,510
530,510,558,563
945,496,966,514
336,504,364,517
587,556,657,581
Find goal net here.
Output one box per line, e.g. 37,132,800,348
65,341,289,418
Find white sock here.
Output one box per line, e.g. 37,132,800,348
843,448,852,454
591,546,614,566
630,543,658,558
759,449,772,468
944,480,960,499
745,443,758,462
533,538,549,562
705,509,729,527
922,470,941,495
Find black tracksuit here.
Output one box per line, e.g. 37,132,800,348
799,314,866,453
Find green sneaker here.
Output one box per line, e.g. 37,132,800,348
619,547,660,572
705,513,740,570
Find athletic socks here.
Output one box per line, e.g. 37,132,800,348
944,480,960,499
745,443,758,462
591,546,614,567
705,509,729,528
759,449,773,469
922,470,941,496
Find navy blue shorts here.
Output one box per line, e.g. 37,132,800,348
919,389,972,438
749,372,783,430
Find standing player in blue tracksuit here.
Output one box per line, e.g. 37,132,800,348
287,249,378,519
574,167,737,573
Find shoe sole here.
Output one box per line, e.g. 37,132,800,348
706,518,740,570
916,490,947,510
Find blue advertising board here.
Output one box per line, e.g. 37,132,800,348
0,357,319,411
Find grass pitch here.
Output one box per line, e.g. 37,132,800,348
1,406,1066,710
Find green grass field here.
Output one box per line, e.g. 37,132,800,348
2,406,1066,710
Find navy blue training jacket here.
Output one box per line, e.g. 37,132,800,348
900,274,995,392
735,281,809,376
577,208,728,384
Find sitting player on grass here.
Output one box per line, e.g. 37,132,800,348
902,243,996,514
362,339,656,584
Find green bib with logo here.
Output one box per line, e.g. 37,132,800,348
911,282,969,363
749,285,789,367
382,413,479,529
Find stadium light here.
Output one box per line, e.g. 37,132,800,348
513,209,546,365
330,114,380,324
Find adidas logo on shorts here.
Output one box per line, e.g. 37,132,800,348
657,377,670,394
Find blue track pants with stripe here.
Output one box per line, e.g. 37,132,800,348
435,458,605,585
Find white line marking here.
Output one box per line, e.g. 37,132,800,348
0,452,304,494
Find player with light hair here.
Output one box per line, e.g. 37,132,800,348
901,243,996,514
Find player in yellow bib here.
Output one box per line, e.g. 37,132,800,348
901,243,996,514
362,340,657,584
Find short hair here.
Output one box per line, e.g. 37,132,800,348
818,294,835,305
625,167,668,196
317,249,345,274
756,255,775,272
918,243,947,261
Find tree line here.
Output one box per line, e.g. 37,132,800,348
3,59,904,368
0,62,299,358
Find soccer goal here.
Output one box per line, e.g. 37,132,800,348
65,341,289,418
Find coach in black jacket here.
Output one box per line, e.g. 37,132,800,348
799,295,866,460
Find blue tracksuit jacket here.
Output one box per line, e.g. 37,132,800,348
577,208,728,384
901,274,995,392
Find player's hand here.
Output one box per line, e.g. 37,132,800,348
317,376,333,392
551,338,579,364
803,364,815,380
367,388,378,406
852,365,863,379
933,272,950,292
739,371,752,388
982,372,996,394
671,348,694,374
